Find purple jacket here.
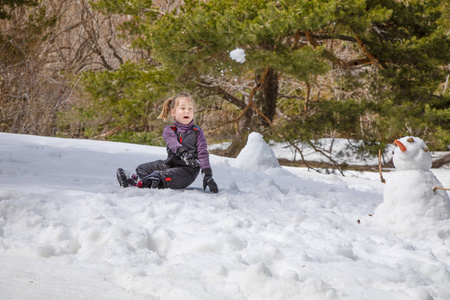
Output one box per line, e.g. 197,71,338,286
162,120,211,170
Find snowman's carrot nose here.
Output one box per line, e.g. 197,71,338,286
395,140,407,152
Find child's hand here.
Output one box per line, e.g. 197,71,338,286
202,168,219,193
181,151,200,168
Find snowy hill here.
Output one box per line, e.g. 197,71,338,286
0,132,449,299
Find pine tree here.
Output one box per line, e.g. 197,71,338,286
88,0,449,155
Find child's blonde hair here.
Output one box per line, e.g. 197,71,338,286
157,92,194,121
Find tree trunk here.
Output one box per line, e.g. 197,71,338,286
256,67,278,126
237,108,253,137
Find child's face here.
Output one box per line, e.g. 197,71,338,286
171,97,194,125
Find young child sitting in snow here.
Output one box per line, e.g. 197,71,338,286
117,92,219,193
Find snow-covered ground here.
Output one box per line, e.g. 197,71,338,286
0,132,449,300
211,138,450,166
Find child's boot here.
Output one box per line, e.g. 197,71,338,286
117,168,139,188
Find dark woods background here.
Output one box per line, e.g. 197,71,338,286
1,0,449,170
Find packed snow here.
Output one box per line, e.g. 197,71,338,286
211,138,401,166
375,136,450,225
1,132,450,300
232,133,281,172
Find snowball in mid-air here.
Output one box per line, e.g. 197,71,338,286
233,132,280,172
230,48,246,63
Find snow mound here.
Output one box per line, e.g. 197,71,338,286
233,132,280,172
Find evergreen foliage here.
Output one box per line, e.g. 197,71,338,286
58,62,174,145
75,0,449,159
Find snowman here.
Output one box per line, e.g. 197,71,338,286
375,136,450,223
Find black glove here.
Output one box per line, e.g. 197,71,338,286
202,168,218,193
179,149,200,168
141,172,163,189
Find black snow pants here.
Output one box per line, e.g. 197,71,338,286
136,160,200,189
